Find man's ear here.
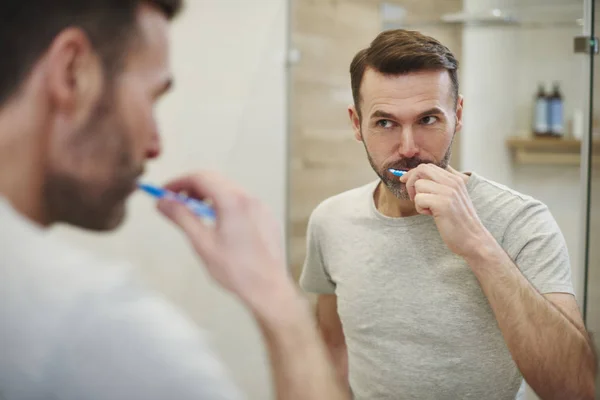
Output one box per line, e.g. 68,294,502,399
348,105,363,142
45,27,104,123
455,94,464,133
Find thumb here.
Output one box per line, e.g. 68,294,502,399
447,166,462,176
158,199,216,257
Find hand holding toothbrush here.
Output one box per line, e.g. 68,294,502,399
153,174,352,400
399,164,493,259
155,172,295,317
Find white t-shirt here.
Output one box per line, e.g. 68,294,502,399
0,197,242,400
301,173,574,400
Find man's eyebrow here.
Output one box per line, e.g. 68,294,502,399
370,107,445,120
415,107,445,119
370,110,397,120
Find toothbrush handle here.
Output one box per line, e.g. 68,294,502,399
182,197,216,220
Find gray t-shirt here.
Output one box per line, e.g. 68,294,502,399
0,197,242,400
300,172,574,400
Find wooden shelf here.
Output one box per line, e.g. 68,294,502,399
506,137,600,166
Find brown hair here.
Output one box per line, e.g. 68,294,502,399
0,0,184,106
350,29,459,119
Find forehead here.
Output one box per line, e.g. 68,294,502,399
360,68,453,115
126,4,171,73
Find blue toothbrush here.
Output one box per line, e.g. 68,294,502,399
137,182,216,221
388,169,407,177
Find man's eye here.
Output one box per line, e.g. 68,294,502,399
421,116,438,125
376,120,394,129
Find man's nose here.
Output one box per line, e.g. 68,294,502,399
397,128,419,159
145,133,161,160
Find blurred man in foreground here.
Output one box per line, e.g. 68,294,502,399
301,29,596,399
0,1,347,399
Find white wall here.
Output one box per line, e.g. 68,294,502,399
50,1,289,399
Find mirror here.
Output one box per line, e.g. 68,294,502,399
288,1,593,399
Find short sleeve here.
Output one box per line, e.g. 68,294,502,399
299,209,336,294
503,202,574,296
45,282,244,400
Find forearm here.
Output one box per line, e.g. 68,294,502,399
319,330,349,388
251,285,350,400
314,294,350,390
328,343,349,388
466,238,596,399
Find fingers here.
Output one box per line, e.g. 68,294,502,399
157,198,215,258
163,172,246,213
446,166,463,177
404,167,456,215
404,173,418,201
401,165,425,201
400,164,463,200
414,179,453,197
412,181,450,215
414,191,452,216
400,164,454,185
414,193,434,215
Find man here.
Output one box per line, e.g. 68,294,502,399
300,29,597,400
0,1,348,399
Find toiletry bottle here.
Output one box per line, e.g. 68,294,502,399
533,83,549,137
549,82,564,137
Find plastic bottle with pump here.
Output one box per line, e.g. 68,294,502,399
533,83,549,137
548,82,564,137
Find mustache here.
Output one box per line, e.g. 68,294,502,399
384,157,435,171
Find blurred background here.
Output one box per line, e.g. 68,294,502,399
46,0,600,398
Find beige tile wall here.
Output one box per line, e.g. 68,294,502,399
289,0,463,279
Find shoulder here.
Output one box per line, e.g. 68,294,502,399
468,172,543,208
0,199,139,374
0,199,135,307
0,200,241,400
42,274,242,400
467,173,559,243
309,181,377,227
468,172,550,220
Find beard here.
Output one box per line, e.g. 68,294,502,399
365,135,454,201
43,88,143,231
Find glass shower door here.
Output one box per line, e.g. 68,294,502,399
582,0,600,397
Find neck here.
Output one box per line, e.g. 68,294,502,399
374,181,419,218
0,103,48,226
